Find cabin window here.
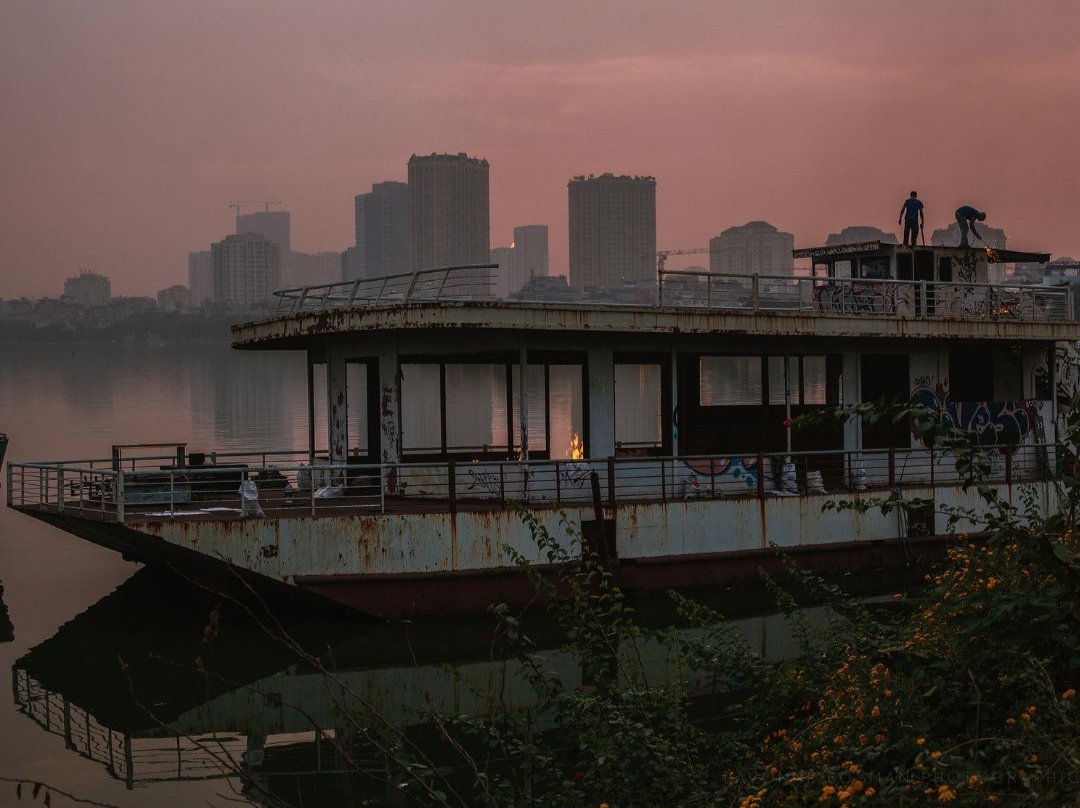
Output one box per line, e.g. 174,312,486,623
860,353,911,449
949,345,1022,402
512,363,584,459
345,362,370,458
445,364,510,454
699,356,762,406
401,363,442,454
615,363,663,455
311,361,328,455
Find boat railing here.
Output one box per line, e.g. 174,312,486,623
7,443,1068,523
272,264,497,316
658,270,1072,321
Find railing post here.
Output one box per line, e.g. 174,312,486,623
710,457,716,497
1066,285,1073,321
752,274,760,312
346,279,361,307
57,469,64,514
169,471,175,518
920,280,927,317
846,451,853,493
296,287,308,314
405,269,421,303
706,274,712,309
888,447,896,487
448,461,456,516
436,267,451,299
499,463,506,507
607,456,616,506
661,458,667,502
985,284,992,317
555,461,561,507
116,472,125,523
1005,449,1013,485
6,463,12,507
929,448,935,488
757,452,765,498
658,270,664,306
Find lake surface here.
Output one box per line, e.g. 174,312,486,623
0,344,899,808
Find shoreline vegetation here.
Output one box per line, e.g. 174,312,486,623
0,311,246,344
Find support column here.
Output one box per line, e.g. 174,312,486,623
842,351,860,452
669,348,679,457
378,345,402,465
587,350,615,458
306,354,316,464
518,346,529,460
326,344,349,465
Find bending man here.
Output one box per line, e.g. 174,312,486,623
898,191,924,248
954,205,987,249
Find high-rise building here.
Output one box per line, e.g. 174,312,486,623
188,250,213,306
157,285,192,311
490,246,516,298
709,221,794,276
408,153,490,272
514,224,549,280
825,226,899,246
287,251,342,287
63,271,111,306
211,233,281,306
236,210,291,256
355,181,411,278
568,174,656,290
341,246,363,282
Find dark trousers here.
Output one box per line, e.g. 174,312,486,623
903,220,920,247
956,214,970,247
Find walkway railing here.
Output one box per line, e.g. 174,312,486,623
269,266,1070,323
272,264,497,316
7,443,1067,523
657,270,1071,322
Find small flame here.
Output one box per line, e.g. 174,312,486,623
569,433,584,461
985,247,999,263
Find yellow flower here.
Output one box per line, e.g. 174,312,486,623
931,750,942,759
864,786,876,797
1006,717,1016,725
938,784,957,802
871,705,881,717
1063,688,1077,700
600,804,610,808
916,737,926,745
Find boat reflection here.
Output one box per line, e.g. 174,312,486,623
11,566,912,806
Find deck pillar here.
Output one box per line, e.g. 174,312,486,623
842,351,860,453
587,350,615,458
326,347,349,465
378,346,402,465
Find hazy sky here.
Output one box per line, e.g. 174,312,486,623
2,0,1079,298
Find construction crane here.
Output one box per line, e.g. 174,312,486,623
656,247,711,272
228,198,284,217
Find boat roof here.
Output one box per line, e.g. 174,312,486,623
794,241,1051,263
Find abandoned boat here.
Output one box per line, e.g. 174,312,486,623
8,242,1077,615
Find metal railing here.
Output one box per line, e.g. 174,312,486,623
272,264,497,316
8,443,1067,523
657,270,1071,322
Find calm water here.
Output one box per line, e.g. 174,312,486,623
0,344,889,808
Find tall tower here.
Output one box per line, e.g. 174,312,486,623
211,233,281,305
513,224,549,280
236,210,291,256
568,174,656,290
408,153,490,272
354,181,411,279
187,250,213,305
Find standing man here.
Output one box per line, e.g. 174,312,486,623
954,205,987,248
898,191,924,248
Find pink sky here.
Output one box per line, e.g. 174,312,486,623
1,0,1079,298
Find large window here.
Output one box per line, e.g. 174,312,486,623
615,363,662,454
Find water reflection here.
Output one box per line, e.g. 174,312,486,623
11,567,904,806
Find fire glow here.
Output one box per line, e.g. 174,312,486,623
569,433,584,460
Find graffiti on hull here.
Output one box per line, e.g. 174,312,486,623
681,456,764,489
910,382,1042,448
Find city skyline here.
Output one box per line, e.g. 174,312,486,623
2,1,1079,298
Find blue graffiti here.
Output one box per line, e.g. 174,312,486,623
911,383,1041,447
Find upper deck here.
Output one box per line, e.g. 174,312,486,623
231,244,1077,349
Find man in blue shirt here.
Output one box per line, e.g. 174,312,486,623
955,205,987,248
897,191,924,248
